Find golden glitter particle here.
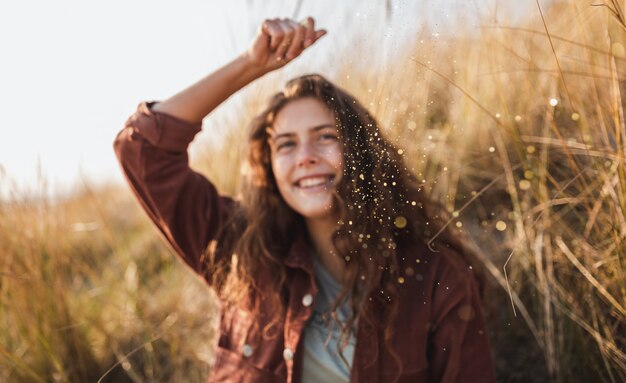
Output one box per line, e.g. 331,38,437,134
549,98,558,106
411,201,417,206
457,304,475,321
407,121,417,131
345,256,351,261
455,221,463,228
571,112,580,121
488,146,495,153
394,216,407,228
514,115,522,122
524,170,534,179
452,210,459,218
519,180,531,190
526,145,536,154
397,277,405,284
496,221,507,231
397,149,404,155
359,173,365,180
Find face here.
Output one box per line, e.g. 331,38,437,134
268,97,344,220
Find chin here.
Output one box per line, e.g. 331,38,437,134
290,198,337,221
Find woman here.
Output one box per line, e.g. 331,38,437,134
114,17,496,383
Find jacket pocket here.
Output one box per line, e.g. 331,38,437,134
218,306,255,350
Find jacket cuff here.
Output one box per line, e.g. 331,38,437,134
125,101,203,152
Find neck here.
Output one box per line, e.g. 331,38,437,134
305,214,346,282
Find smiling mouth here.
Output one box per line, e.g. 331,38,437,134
295,175,335,189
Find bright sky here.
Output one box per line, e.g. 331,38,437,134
0,0,532,200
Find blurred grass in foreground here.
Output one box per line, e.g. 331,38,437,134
2,1,626,382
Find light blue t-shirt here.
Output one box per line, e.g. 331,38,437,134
301,256,357,383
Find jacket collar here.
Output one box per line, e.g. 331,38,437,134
283,229,314,275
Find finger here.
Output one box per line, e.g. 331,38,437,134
274,19,294,60
302,17,315,48
264,19,285,51
285,20,306,59
312,29,327,44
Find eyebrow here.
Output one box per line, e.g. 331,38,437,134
269,124,337,141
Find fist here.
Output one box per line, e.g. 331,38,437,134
246,17,327,70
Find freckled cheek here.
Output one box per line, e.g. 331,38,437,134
324,146,344,172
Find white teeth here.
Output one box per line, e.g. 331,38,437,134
298,176,331,188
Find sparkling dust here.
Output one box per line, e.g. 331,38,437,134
496,221,507,231
549,98,558,106
394,216,407,228
519,180,531,190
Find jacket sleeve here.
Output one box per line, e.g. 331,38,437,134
428,256,497,383
113,101,234,276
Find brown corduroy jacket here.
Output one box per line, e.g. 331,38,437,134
113,102,497,383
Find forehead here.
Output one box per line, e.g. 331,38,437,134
270,97,336,135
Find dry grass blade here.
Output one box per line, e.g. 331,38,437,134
591,0,626,30
555,236,626,318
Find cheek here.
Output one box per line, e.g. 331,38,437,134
326,146,344,172
271,156,291,188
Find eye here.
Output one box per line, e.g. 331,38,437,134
320,133,339,142
276,140,296,151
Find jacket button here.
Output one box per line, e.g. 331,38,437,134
302,293,313,307
242,343,254,358
283,347,294,361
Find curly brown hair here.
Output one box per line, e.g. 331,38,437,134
205,74,478,378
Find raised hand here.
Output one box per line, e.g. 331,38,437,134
245,17,327,72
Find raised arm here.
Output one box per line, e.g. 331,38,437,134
113,17,326,276
152,17,326,122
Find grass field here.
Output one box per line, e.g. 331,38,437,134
1,1,625,382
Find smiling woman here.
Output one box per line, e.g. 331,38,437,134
114,16,496,383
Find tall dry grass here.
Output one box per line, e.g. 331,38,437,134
340,1,625,381
0,183,218,382
1,1,625,382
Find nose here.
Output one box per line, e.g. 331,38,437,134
296,143,320,167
